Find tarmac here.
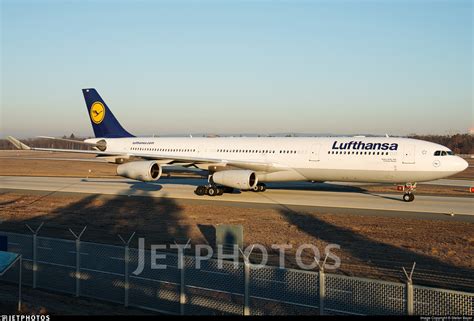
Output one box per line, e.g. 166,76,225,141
0,176,472,216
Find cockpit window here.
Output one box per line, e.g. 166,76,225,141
434,150,454,156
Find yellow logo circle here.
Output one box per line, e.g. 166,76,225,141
90,102,105,124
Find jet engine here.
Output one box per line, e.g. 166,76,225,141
116,160,162,182
212,170,258,190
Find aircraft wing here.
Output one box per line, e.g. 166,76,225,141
7,136,289,173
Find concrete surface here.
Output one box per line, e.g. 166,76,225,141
1,176,472,216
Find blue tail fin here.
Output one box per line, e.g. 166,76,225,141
82,88,134,138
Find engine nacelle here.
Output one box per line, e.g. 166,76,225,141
212,170,258,190
116,161,162,182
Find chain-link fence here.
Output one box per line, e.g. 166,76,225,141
0,231,472,315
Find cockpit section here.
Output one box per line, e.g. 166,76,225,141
433,150,454,156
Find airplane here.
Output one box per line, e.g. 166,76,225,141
7,88,468,202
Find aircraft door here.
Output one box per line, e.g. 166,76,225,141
309,144,320,162
402,144,416,164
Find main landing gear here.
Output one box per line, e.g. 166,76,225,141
401,183,416,202
194,182,267,197
194,184,234,196
252,183,266,192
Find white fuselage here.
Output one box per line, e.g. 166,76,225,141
88,136,468,184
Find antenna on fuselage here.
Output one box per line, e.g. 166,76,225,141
385,134,389,138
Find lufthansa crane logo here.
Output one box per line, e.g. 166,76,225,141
90,102,105,124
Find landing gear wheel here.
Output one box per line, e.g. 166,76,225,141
195,185,206,196
401,183,416,202
403,193,415,202
207,186,218,196
252,183,267,192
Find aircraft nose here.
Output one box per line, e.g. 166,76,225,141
453,156,469,172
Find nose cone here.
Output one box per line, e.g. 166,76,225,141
453,156,469,172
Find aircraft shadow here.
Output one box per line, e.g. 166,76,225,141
80,178,406,201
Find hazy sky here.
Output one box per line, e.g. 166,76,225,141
1,0,472,138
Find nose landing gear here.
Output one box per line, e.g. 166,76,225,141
401,183,416,202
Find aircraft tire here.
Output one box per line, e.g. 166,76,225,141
207,186,218,196
403,193,414,202
195,186,205,196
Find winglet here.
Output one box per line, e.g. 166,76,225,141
7,136,31,150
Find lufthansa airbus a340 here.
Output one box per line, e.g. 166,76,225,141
8,88,468,202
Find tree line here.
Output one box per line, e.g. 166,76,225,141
408,134,474,155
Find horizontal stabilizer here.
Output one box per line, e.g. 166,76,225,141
37,136,105,149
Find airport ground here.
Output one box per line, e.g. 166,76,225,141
0,283,153,315
0,150,473,313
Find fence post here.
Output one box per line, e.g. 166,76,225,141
26,222,44,289
243,259,250,316
119,232,135,308
18,255,22,312
402,262,416,316
239,245,254,316
315,253,329,315
69,226,87,298
180,254,185,315
319,268,325,315
174,239,191,316
406,281,413,315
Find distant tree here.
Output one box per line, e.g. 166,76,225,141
408,134,473,154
